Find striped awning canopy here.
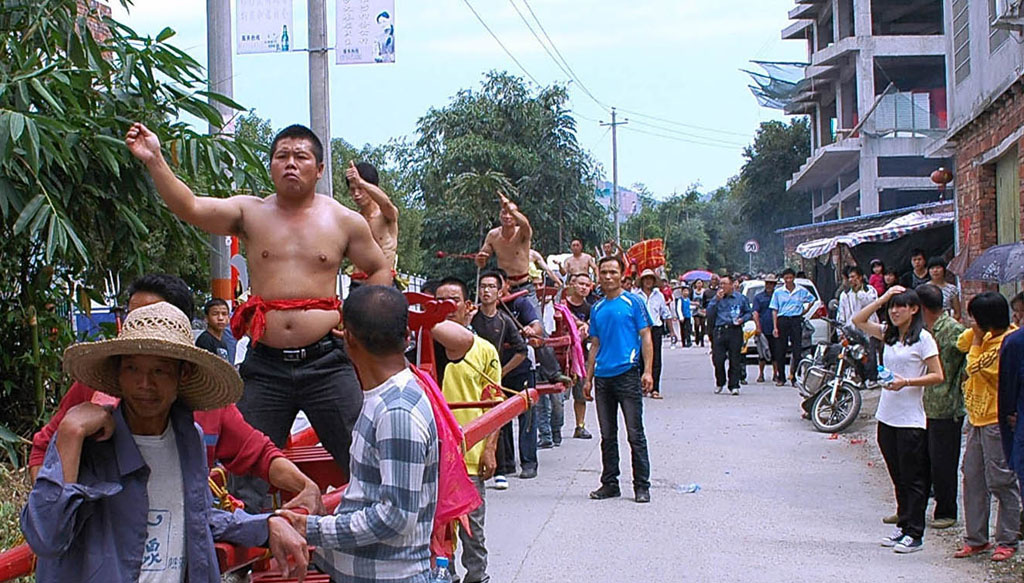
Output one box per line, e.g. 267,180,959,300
795,211,955,259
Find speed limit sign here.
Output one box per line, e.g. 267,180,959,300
744,239,760,254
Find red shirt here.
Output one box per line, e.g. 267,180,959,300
29,381,283,480
660,285,673,304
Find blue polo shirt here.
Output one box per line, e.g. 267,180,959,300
770,284,814,317
752,290,775,335
591,292,650,377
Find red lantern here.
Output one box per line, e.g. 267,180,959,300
930,167,953,194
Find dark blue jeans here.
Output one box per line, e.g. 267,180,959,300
595,367,651,490
496,372,538,475
233,336,363,511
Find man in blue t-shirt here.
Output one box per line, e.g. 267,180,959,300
752,275,780,384
584,256,653,503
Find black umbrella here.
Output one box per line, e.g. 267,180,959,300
961,241,1024,284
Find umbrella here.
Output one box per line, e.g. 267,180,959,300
681,269,713,282
961,241,1024,284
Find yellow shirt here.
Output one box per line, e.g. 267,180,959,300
441,336,502,475
957,325,1017,426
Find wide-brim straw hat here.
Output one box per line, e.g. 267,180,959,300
62,302,242,411
639,268,658,282
764,273,779,283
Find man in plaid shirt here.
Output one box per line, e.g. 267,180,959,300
278,285,438,582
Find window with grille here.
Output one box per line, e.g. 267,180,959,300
953,0,971,83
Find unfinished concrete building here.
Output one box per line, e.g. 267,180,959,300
783,0,951,223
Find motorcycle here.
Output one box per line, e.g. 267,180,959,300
794,318,874,433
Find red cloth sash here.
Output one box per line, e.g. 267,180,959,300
230,296,341,343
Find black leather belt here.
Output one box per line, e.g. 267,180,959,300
253,335,336,362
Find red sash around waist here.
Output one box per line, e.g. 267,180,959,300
230,296,341,343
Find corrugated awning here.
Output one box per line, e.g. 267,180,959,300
796,211,955,259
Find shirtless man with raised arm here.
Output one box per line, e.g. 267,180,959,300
561,238,598,278
476,192,533,290
125,122,391,509
476,193,568,386
345,160,398,283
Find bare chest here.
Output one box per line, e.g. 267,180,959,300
242,206,345,281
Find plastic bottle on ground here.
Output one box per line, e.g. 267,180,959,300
675,483,701,494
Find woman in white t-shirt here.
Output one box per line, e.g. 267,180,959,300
853,285,944,555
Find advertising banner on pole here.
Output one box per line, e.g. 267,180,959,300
237,0,293,54
336,0,395,64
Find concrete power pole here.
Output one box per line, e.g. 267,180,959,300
308,0,332,195
601,108,627,245
207,0,232,302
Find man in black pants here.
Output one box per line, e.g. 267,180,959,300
706,275,751,396
770,268,814,386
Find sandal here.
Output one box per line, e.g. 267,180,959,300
953,542,992,558
651,391,662,399
992,545,1017,562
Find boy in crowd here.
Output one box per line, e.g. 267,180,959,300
196,298,233,362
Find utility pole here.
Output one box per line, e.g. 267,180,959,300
207,0,232,302
601,108,627,245
308,0,332,195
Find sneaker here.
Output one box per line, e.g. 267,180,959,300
893,535,923,554
930,517,957,529
553,439,562,447
493,475,509,490
589,485,621,500
573,426,593,439
882,513,899,524
881,527,904,547
538,439,554,449
756,375,765,383
519,467,537,479
953,542,992,558
740,378,748,385
714,386,724,394
634,488,651,503
730,388,740,396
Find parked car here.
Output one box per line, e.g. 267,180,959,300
739,278,831,362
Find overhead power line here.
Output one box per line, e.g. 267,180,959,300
517,0,608,111
621,126,744,150
627,119,748,147
461,0,541,86
616,107,754,138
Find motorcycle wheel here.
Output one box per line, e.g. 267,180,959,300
810,382,862,433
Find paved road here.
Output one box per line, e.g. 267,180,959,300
472,345,991,583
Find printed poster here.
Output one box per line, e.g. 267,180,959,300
237,0,293,54
336,0,395,64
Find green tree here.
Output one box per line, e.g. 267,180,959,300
412,72,609,282
733,118,811,268
0,0,270,441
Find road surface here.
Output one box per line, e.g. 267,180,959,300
474,345,992,582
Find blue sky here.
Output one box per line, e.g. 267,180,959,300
113,0,808,198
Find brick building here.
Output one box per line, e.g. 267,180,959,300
935,0,1024,298
77,0,111,41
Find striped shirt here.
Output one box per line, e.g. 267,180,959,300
307,368,439,583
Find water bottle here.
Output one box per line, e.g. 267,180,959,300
877,365,894,388
281,25,290,51
432,556,453,583
675,483,701,494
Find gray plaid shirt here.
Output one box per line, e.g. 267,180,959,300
307,368,438,582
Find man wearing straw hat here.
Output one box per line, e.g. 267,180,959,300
21,302,309,583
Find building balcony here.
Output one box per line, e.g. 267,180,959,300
787,137,862,193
